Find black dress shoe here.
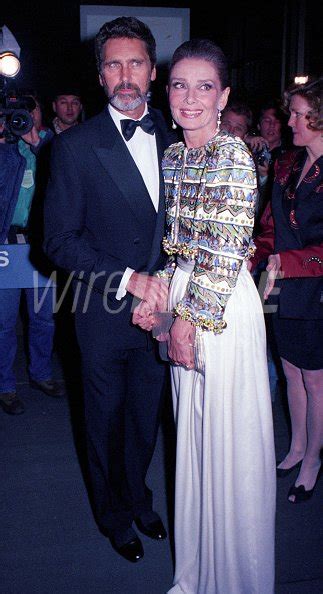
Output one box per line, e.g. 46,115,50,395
276,459,302,478
0,392,25,415
112,536,144,562
135,517,167,540
288,483,315,503
30,379,65,397
288,467,322,503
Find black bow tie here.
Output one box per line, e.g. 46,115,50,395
120,114,155,141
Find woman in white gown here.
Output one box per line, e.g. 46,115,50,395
134,39,276,594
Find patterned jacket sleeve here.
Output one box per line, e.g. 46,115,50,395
175,142,257,332
155,255,176,283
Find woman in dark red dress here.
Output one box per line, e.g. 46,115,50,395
251,77,323,503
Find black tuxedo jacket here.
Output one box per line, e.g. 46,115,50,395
44,106,172,347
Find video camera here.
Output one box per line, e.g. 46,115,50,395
0,90,35,143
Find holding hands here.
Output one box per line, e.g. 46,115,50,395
130,273,169,332
127,272,168,311
131,273,196,370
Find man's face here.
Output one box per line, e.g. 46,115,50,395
99,37,156,118
52,94,82,126
220,110,249,139
30,99,42,132
258,108,282,147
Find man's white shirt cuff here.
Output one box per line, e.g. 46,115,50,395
116,267,135,301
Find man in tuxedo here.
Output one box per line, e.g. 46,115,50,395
44,17,172,562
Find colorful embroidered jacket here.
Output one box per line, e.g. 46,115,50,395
159,131,258,332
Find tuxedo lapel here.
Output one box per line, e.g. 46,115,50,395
146,109,167,271
92,111,156,227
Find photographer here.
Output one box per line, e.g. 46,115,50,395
0,92,64,415
246,100,292,233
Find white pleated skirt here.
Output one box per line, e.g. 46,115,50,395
167,260,276,594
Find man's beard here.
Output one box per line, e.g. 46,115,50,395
109,82,148,112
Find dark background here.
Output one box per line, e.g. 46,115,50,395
1,0,322,123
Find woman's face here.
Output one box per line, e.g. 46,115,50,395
288,94,320,147
168,57,229,140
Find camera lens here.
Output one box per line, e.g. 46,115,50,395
9,109,33,136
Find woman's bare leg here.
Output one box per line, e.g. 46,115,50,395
277,358,307,470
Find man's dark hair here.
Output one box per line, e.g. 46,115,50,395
258,99,286,125
169,38,230,90
95,16,157,72
53,87,82,102
223,100,253,129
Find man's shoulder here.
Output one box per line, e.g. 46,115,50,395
54,110,109,145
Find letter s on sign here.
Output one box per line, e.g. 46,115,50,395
0,251,9,267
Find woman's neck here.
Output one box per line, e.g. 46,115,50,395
183,128,218,149
306,137,323,164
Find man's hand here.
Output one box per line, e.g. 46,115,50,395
132,300,154,330
245,134,268,152
126,272,168,311
264,253,281,300
258,161,270,179
168,317,196,370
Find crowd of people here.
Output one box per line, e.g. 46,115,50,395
1,15,322,594
0,86,83,414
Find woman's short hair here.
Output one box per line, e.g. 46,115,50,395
283,76,323,131
95,16,156,72
169,38,230,90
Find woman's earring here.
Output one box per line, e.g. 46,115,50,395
216,110,222,132
172,119,177,130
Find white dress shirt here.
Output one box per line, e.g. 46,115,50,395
108,104,160,300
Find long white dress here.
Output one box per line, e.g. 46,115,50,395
161,133,276,594
167,260,276,594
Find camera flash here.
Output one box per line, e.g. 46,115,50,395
0,52,20,77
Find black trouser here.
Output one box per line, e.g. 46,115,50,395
79,332,166,536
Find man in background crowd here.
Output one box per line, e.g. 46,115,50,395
0,92,64,415
52,89,83,134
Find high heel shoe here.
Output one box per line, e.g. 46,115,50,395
276,459,302,478
288,467,322,503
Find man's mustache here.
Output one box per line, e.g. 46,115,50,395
114,82,141,94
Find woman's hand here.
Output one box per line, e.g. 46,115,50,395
168,317,196,370
264,253,281,300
